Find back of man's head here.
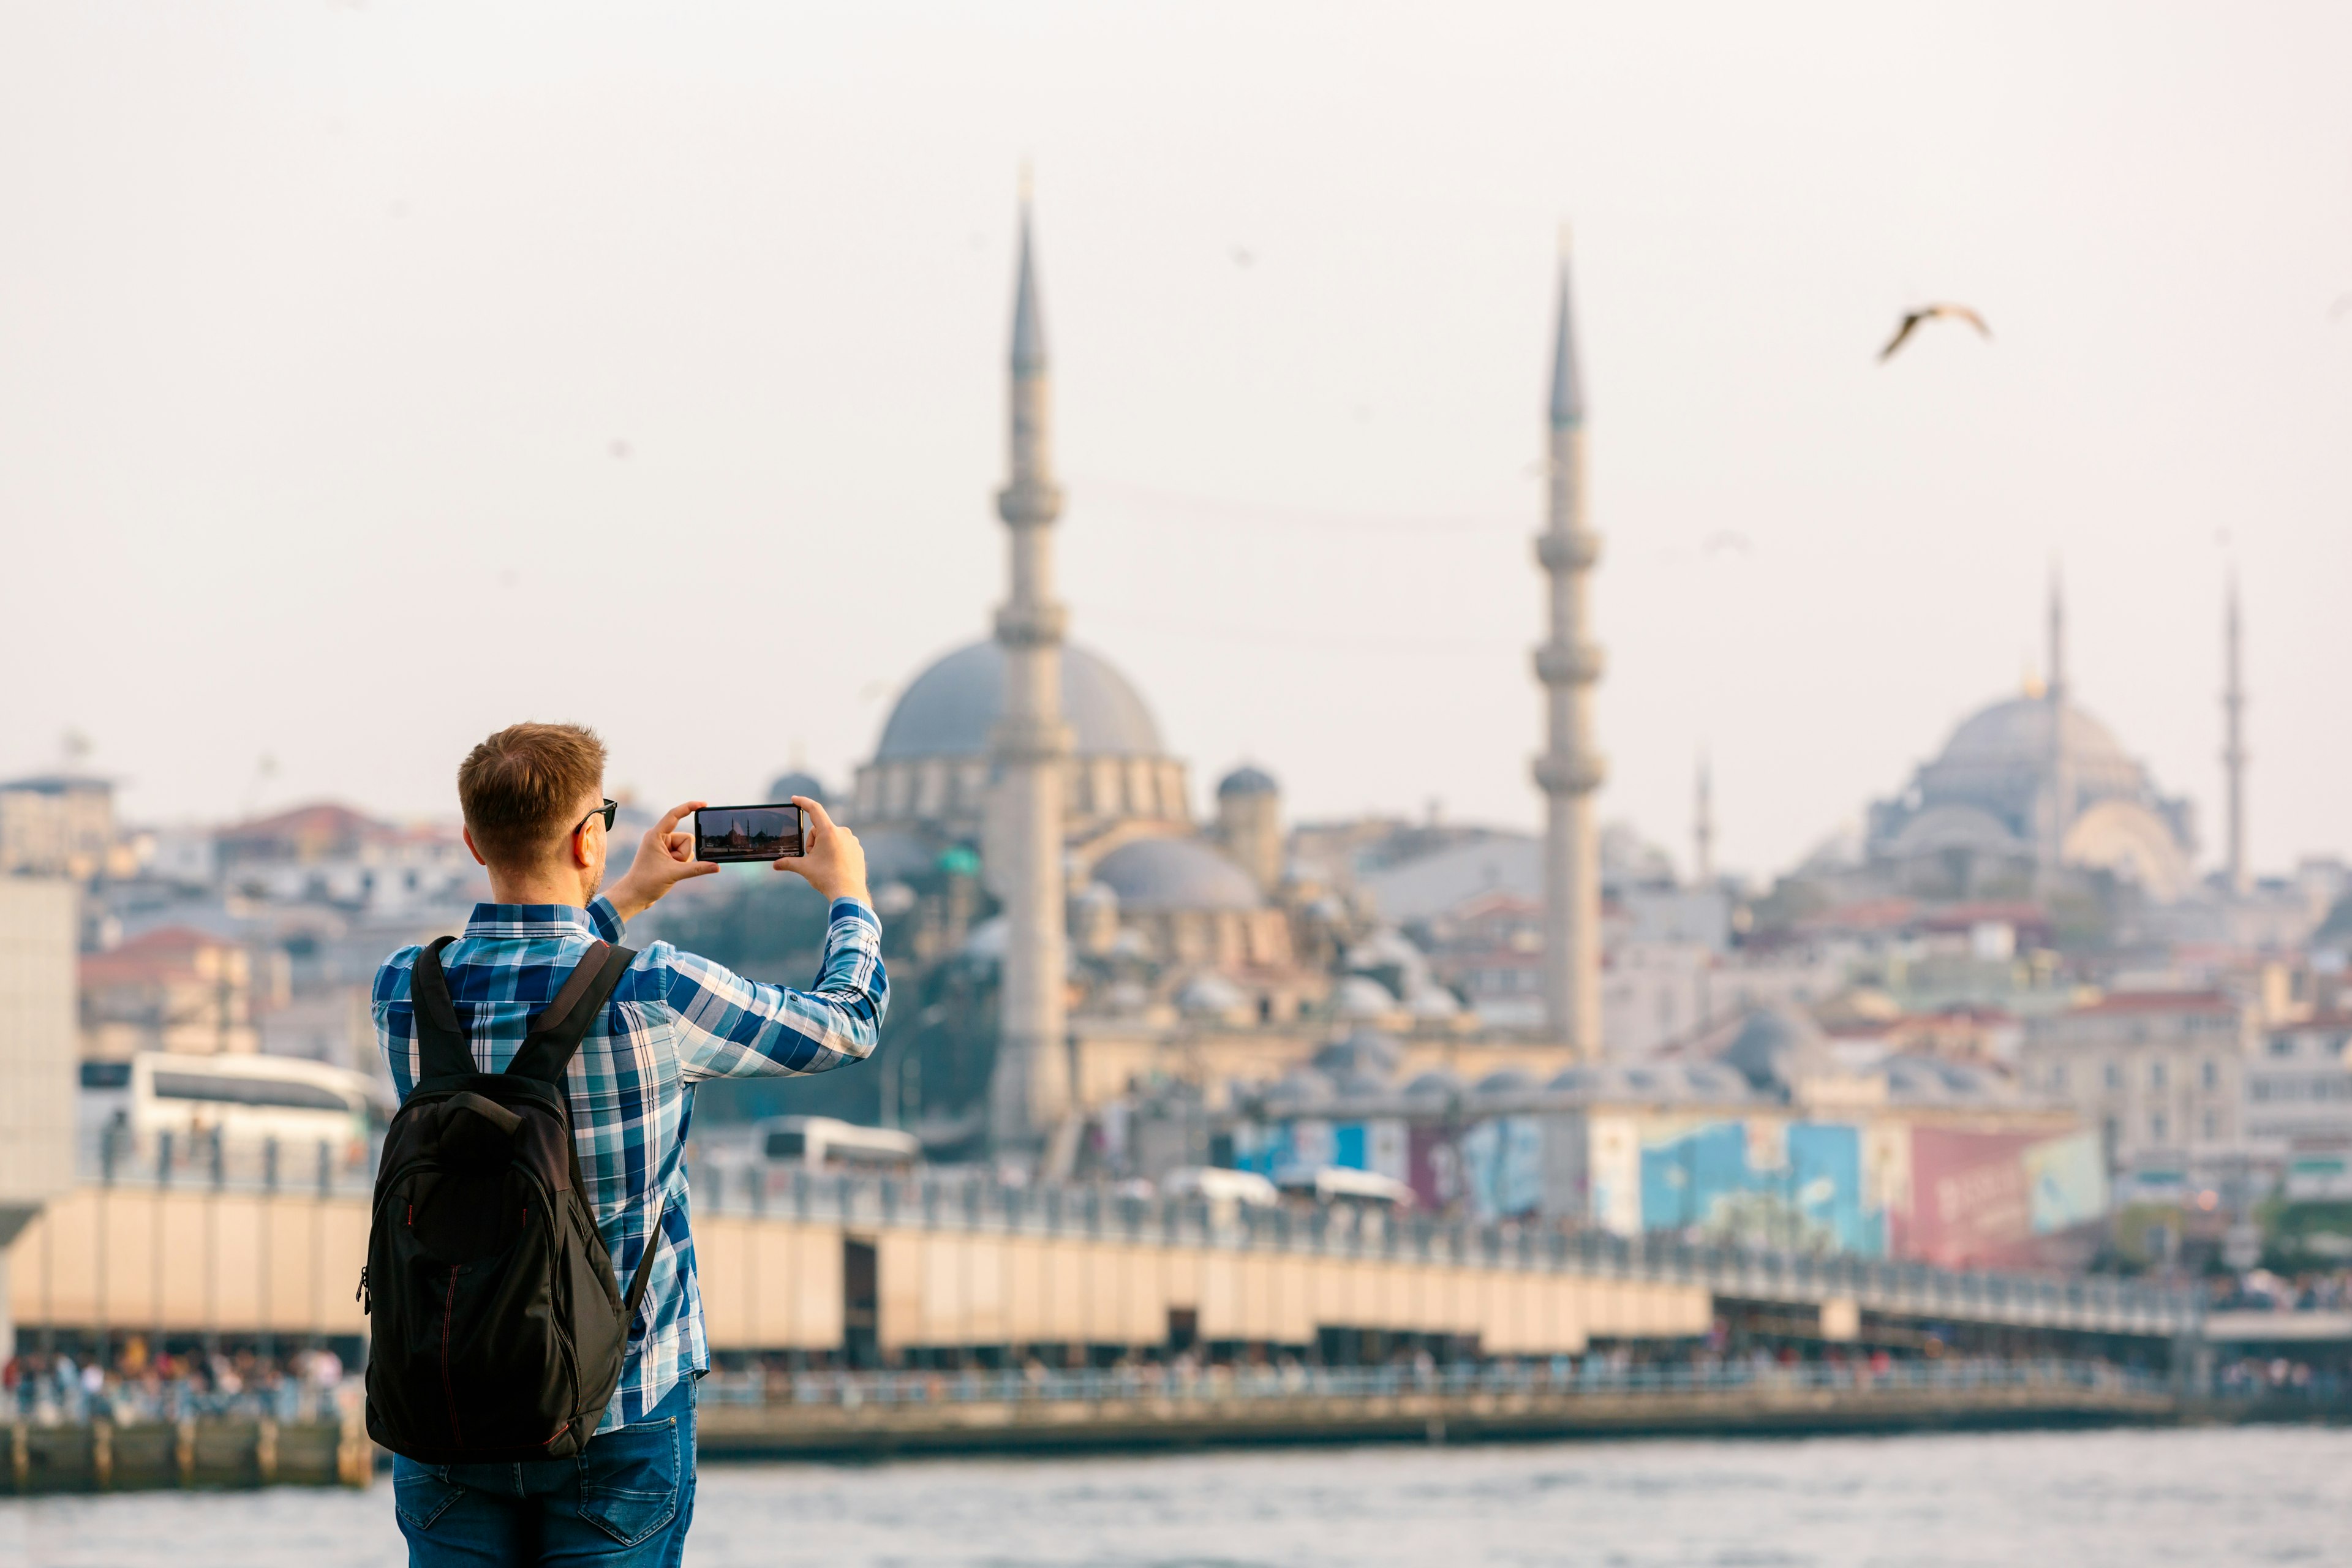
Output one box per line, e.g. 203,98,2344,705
458,722,606,873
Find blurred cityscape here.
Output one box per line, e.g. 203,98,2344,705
3,196,2350,1492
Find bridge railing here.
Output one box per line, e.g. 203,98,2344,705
694,1163,2205,1336
66,1130,2203,1337
696,1356,2173,1410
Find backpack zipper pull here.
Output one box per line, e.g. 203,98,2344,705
356,1265,371,1313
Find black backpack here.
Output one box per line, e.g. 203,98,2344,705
361,936,657,1463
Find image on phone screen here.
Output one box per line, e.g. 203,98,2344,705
695,804,805,862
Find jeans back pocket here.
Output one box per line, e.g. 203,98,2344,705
575,1414,680,1547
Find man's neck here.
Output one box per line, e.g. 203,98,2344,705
483,870,594,908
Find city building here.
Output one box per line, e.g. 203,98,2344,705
0,877,77,1359
78,924,268,1060
2019,990,2255,1180
2245,1012,2352,1195
0,774,127,881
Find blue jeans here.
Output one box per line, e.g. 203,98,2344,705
392,1378,696,1567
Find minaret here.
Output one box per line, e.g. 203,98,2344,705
2039,569,2073,875
1693,753,1714,887
1532,233,1604,1054
986,186,1073,1152
2222,574,2248,895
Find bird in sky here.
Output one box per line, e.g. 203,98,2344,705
1879,303,1992,362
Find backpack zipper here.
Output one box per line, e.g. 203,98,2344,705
439,1264,466,1449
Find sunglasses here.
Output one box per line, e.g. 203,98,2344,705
573,799,619,837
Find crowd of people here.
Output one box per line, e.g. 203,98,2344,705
2210,1266,2352,1313
2,1340,356,1425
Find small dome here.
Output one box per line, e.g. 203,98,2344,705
1327,1069,1392,1099
1619,1066,1666,1098
766,771,827,805
1476,1068,1537,1096
1882,1057,1953,1104
1333,975,1397,1019
1264,1068,1335,1110
1404,1069,1464,1102
1216,766,1279,798
1175,971,1248,1017
1547,1066,1602,1095
1093,837,1263,913
1679,1063,1749,1099
1406,986,1461,1020
1345,929,1425,972
874,641,1166,762
1313,1029,1404,1077
1717,1005,1832,1096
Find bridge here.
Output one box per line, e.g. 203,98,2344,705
6,1135,2203,1363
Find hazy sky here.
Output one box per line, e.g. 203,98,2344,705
4,2,2349,883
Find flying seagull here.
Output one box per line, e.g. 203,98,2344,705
1879,303,1992,362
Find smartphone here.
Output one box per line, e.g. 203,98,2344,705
694,803,807,863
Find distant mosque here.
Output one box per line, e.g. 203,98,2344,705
1863,579,2200,902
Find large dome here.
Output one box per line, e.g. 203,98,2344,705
874,641,1166,762
1093,836,1262,913
1924,696,2144,798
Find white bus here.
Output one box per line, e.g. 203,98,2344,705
88,1053,386,1162
756,1115,922,1174
1273,1164,1417,1211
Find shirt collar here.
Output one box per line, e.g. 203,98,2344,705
463,902,602,941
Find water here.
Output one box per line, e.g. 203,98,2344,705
6,1427,2348,1566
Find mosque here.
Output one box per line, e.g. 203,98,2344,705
793,191,1604,1156
816,194,1336,1155
845,637,1297,977
740,187,2271,1183
1861,582,2206,903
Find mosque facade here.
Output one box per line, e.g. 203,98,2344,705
840,195,1312,1079
1863,581,2198,902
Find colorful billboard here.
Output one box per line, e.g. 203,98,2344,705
1891,1126,2106,1268
1631,1118,1884,1256
1228,1108,2103,1262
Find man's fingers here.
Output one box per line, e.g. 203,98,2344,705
685,861,721,878
653,800,707,837
793,796,837,835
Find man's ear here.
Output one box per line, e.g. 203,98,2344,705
461,826,488,868
568,818,597,870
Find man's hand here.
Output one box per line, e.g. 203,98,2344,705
777,796,869,906
603,801,720,922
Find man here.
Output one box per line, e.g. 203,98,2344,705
373,722,886,1565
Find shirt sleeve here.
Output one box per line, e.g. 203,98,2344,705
372,944,423,1096
655,897,890,1084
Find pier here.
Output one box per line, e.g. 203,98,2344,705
1,1147,2212,1493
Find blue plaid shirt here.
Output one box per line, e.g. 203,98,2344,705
373,893,887,1431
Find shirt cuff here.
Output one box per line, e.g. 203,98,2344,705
828,896,879,932
589,894,628,942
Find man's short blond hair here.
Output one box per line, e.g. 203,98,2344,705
457,722,607,869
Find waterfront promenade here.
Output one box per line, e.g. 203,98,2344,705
694,1357,2179,1458
2,1357,2177,1494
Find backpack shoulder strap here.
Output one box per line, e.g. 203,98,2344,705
505,941,638,1087
409,936,478,1080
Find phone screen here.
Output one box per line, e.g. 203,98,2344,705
694,804,806,862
